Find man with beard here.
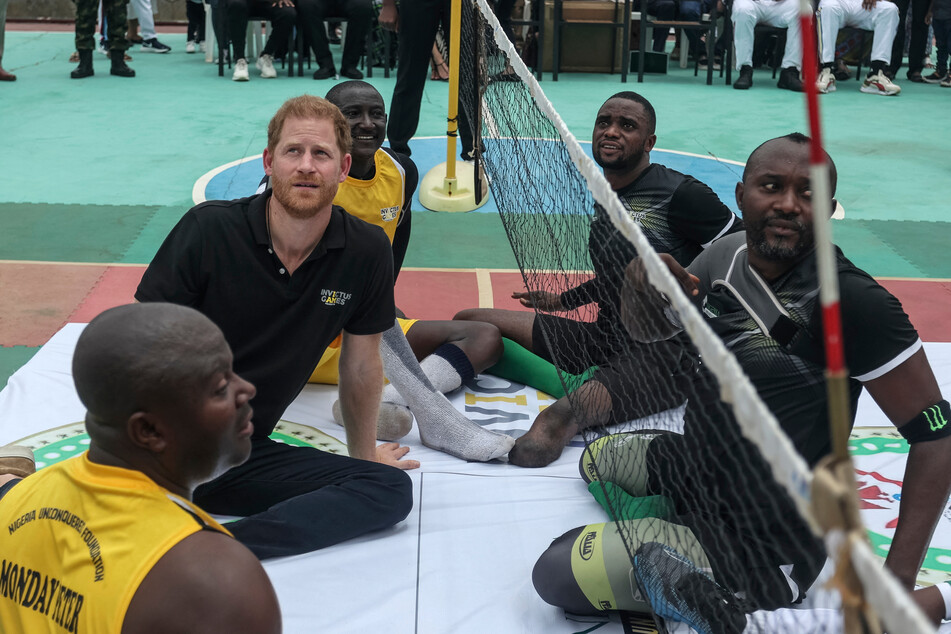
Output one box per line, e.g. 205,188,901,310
529,134,950,628
135,95,415,560
454,91,742,468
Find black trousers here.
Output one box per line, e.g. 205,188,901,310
297,0,374,69
194,436,414,560
889,0,930,76
227,0,297,60
386,0,475,157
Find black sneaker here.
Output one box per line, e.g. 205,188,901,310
340,66,364,79
733,65,753,89
313,65,336,80
633,542,747,634
141,38,171,53
777,66,804,91
907,70,924,82
923,70,948,84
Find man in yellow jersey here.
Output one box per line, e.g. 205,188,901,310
0,303,280,633
317,82,509,451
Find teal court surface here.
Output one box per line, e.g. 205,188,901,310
1,23,950,633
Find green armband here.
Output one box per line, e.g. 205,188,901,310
897,400,951,444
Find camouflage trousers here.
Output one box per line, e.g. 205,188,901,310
75,0,129,51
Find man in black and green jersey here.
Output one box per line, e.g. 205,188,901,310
531,134,951,629
455,91,742,468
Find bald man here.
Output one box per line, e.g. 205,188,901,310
0,303,280,634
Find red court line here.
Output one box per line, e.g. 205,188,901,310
3,263,951,345
0,263,107,346
878,279,951,344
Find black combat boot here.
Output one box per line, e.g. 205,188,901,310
70,49,94,79
110,50,135,77
732,65,753,90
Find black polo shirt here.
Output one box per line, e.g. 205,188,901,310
135,192,396,437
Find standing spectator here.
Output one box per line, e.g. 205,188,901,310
924,0,951,82
0,0,14,81
379,0,478,159
186,0,207,53
72,0,135,78
890,0,929,80
129,0,172,52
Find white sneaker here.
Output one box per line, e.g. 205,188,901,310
186,40,196,54
199,40,207,53
816,67,836,93
861,70,900,96
256,53,277,79
232,58,250,81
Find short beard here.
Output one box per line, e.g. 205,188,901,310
748,213,814,262
593,147,644,172
271,176,336,220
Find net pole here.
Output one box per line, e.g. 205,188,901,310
445,0,463,183
798,0,851,463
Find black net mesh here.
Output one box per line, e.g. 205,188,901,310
456,2,861,630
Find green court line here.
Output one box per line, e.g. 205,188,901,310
0,203,158,262
0,347,40,390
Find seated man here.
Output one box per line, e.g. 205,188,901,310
0,303,280,633
136,95,416,560
455,91,742,468
532,134,951,627
815,0,901,95
298,1,373,79
227,0,295,81
257,81,510,456
647,0,714,61
730,0,804,91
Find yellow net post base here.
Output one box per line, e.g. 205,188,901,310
418,160,489,212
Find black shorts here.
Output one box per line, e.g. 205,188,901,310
532,314,689,425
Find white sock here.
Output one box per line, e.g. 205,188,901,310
381,343,473,405
938,581,951,621
331,399,413,442
380,321,514,462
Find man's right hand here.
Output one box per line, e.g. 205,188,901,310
376,442,420,470
378,2,399,31
512,290,564,312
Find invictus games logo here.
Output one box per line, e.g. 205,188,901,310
701,297,720,318
579,530,598,561
380,206,400,222
321,289,351,306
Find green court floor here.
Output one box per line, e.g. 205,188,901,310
1,28,950,385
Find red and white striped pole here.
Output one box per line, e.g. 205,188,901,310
798,0,852,461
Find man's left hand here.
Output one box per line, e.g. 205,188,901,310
862,0,877,11
376,442,420,470
272,0,294,7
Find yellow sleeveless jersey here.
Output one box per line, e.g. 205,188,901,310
333,148,406,244
308,149,410,385
0,453,231,634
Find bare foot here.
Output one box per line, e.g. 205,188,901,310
509,418,578,468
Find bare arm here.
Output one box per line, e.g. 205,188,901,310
620,255,699,343
378,0,399,31
862,348,951,589
339,331,418,468
123,531,281,634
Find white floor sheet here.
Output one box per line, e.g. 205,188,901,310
1,325,949,633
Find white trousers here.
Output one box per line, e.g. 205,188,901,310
817,0,899,64
731,0,802,70
128,0,157,40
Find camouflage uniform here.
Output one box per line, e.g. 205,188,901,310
75,0,129,51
